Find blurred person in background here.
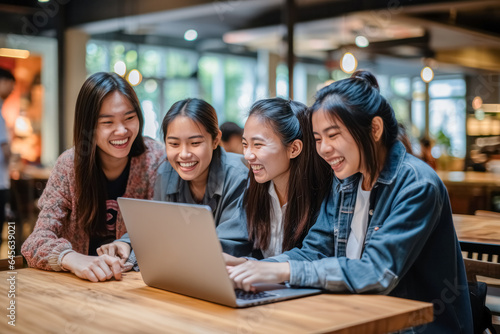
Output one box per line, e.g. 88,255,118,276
419,137,437,170
398,124,413,155
220,121,243,154
469,146,488,172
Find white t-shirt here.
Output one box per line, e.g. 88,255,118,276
346,178,371,259
0,103,9,190
261,181,286,258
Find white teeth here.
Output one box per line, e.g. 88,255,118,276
110,138,128,145
251,164,264,171
179,162,197,168
330,157,344,167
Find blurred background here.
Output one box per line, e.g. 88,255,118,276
2,0,500,255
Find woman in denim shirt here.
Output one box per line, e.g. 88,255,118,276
99,98,251,268
229,71,472,333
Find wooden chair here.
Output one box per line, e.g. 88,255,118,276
461,241,500,263
461,242,500,333
465,258,500,283
10,177,37,253
0,255,24,271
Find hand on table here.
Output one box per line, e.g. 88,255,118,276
227,261,291,292
61,252,126,282
97,241,131,267
222,252,248,266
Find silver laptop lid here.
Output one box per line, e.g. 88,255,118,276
118,198,238,307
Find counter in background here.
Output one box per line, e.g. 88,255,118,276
437,171,500,214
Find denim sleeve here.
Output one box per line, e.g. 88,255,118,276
287,181,443,293
263,192,335,263
116,232,131,245
114,233,140,271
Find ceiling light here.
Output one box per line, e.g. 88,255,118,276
127,69,142,86
421,66,434,83
355,36,369,48
113,61,126,76
340,52,357,74
144,79,158,93
184,29,198,42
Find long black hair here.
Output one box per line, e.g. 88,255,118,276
73,72,146,237
310,70,399,184
244,97,332,252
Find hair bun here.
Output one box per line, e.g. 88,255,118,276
351,70,379,91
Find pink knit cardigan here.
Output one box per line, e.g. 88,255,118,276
21,137,165,271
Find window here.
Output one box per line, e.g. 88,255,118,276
388,76,412,125
86,40,259,136
411,76,466,158
224,56,256,123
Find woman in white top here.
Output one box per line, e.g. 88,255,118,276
227,71,472,333
226,97,331,262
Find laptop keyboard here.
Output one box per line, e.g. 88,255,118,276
235,289,276,300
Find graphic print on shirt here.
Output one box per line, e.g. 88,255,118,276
106,199,119,232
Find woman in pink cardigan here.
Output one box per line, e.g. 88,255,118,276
21,72,165,282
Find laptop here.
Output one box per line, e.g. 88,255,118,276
117,197,322,307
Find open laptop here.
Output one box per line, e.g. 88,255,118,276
117,197,322,308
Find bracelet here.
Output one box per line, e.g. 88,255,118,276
59,250,76,271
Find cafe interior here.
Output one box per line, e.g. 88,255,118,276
2,0,500,332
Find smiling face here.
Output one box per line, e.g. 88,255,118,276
312,109,364,180
242,115,292,189
95,91,140,167
165,115,219,184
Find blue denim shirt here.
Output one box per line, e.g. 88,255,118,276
267,141,473,333
118,147,253,265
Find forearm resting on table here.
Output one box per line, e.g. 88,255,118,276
61,252,126,282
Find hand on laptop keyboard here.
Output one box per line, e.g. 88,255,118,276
234,289,275,300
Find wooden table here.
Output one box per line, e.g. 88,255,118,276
0,268,433,333
453,214,500,245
